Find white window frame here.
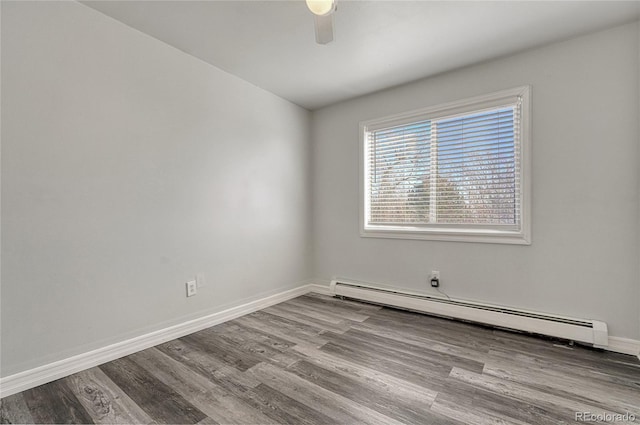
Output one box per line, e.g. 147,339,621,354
359,86,531,245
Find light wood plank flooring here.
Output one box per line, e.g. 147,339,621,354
2,293,639,424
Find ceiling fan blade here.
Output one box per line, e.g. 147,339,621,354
314,14,334,45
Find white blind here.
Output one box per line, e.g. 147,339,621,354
366,101,521,227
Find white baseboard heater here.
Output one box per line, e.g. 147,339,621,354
330,279,608,348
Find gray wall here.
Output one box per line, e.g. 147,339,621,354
311,22,640,339
1,1,311,376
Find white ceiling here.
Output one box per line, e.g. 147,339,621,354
83,1,640,110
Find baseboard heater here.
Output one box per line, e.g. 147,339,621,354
330,279,608,348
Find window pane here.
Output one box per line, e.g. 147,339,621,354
435,107,518,225
366,105,520,227
369,121,431,224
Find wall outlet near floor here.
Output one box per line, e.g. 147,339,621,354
186,280,197,297
430,270,440,287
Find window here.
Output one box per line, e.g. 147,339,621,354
360,86,531,244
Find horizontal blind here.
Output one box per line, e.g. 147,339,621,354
367,102,520,227
435,105,519,225
368,120,432,224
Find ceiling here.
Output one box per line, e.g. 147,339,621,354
83,1,640,110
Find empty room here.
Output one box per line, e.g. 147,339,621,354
1,0,639,423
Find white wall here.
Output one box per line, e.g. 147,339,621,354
1,1,311,376
312,22,640,339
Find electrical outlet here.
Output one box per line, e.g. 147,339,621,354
186,280,197,297
196,273,205,288
430,270,440,287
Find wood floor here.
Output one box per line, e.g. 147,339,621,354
2,293,639,424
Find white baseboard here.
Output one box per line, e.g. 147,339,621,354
607,336,640,358
0,282,329,398
307,281,332,295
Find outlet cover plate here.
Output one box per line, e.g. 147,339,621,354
186,280,197,297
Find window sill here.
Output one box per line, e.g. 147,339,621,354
360,227,531,245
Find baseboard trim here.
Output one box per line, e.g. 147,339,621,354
0,283,329,398
607,336,640,358
307,282,332,296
